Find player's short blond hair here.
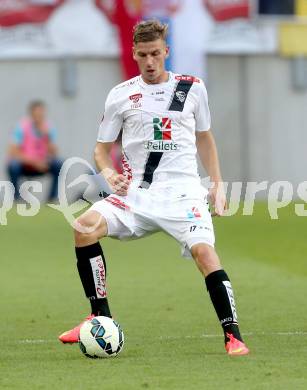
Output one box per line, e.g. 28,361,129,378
133,20,168,44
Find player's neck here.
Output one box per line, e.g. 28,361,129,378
141,71,169,85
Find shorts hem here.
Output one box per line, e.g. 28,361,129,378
89,201,113,237
182,238,215,259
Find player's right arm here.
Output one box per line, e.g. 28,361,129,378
95,88,130,196
94,142,129,196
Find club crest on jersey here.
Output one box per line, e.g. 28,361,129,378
175,91,186,103
129,93,142,108
144,117,179,152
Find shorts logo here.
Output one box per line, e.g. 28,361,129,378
187,207,201,219
90,256,107,299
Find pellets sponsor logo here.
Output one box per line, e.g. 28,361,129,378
153,117,172,140
90,256,107,299
144,117,179,152
144,140,179,151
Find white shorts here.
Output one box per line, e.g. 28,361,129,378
89,184,215,259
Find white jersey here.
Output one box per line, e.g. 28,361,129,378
97,71,211,189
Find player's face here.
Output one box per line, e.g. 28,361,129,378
133,39,169,84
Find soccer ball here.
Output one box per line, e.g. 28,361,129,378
79,316,124,358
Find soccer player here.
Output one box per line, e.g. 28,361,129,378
59,20,249,356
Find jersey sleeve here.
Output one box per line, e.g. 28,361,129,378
195,80,211,132
11,125,24,145
97,89,123,142
49,127,57,143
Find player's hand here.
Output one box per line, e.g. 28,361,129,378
104,169,130,196
29,160,49,173
209,183,228,217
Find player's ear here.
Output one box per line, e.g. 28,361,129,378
132,46,137,61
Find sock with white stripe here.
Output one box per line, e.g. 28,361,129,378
205,269,243,343
76,242,111,318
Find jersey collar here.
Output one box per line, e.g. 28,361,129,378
139,71,174,88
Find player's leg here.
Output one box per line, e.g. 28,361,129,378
59,195,148,344
47,158,62,201
71,202,159,324
7,160,23,200
59,209,111,343
74,210,111,317
191,243,249,355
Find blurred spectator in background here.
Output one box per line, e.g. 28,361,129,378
7,100,62,201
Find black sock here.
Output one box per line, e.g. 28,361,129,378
75,242,111,318
205,269,243,343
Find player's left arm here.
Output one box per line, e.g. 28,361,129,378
194,79,227,216
196,130,227,216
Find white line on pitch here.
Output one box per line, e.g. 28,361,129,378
15,331,307,344
160,331,307,340
18,339,56,344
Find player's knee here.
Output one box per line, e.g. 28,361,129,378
73,211,107,245
191,244,221,276
191,243,212,261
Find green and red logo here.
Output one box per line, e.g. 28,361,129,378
153,117,172,140
145,117,178,151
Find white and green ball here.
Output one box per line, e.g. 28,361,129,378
79,316,124,358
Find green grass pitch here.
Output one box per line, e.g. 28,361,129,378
1,204,306,389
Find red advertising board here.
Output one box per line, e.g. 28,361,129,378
0,0,65,27
204,0,250,21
